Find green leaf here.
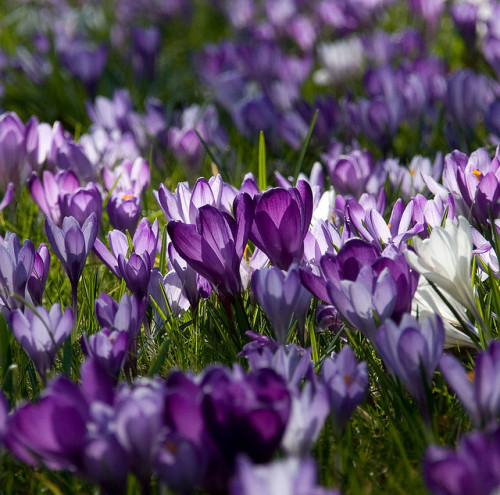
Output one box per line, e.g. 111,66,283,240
258,131,267,191
294,109,319,180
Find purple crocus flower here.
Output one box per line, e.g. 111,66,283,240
201,365,291,464
0,390,8,444
0,182,14,212
5,377,88,470
24,117,65,171
93,217,159,299
9,304,73,380
132,26,161,78
58,182,103,228
168,193,254,299
94,292,146,341
440,340,500,429
375,314,444,405
81,328,129,381
45,214,98,314
320,346,368,431
250,180,312,270
27,243,50,306
28,170,80,226
251,264,311,344
0,112,27,191
107,189,141,235
231,456,341,495
0,233,35,315
424,427,500,495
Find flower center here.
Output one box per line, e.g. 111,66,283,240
122,193,134,200
343,375,355,386
472,169,482,179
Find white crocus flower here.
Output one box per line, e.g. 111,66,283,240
404,216,477,316
411,278,478,348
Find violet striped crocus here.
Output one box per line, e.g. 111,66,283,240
250,180,313,270
168,193,254,299
9,304,73,380
376,314,444,406
45,214,98,315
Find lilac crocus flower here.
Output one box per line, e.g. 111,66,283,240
27,243,50,306
58,182,102,228
9,304,73,380
93,218,159,299
81,329,129,381
28,170,80,226
424,427,500,495
107,189,141,235
0,233,35,315
0,112,27,191
24,117,65,171
231,456,340,495
168,193,254,298
94,292,146,341
45,214,98,314
320,346,368,431
250,180,312,270
440,340,500,429
251,264,311,344
376,314,444,405
0,183,14,212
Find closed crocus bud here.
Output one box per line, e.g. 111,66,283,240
56,141,95,182
132,26,161,78
251,264,311,345
9,304,73,381
0,112,27,191
0,233,35,315
107,189,141,235
59,182,102,228
27,243,50,305
251,180,312,270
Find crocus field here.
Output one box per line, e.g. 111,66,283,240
3,0,500,493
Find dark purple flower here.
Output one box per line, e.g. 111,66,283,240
251,264,312,344
202,365,291,465
0,233,35,314
168,193,254,297
0,182,14,212
440,340,500,429
424,427,500,495
81,328,129,381
45,214,98,295
320,346,368,431
27,243,50,306
9,304,73,380
0,390,8,444
376,314,444,404
251,180,312,270
5,377,88,470
132,26,161,78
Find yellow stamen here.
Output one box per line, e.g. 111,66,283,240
409,170,415,177
122,193,134,200
343,375,355,386
467,370,475,383
472,169,482,179
387,223,391,230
